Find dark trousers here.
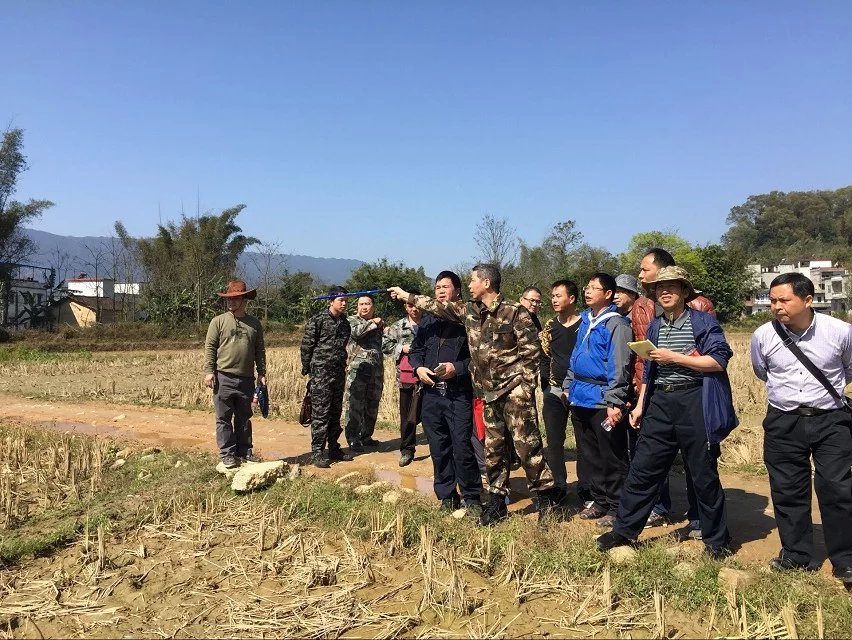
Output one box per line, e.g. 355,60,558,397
627,428,674,516
763,406,852,569
421,388,481,502
572,406,629,515
399,384,423,454
214,372,254,459
543,388,570,491
309,364,346,453
615,386,730,549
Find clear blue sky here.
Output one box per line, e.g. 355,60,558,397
7,1,852,275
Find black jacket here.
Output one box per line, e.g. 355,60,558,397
409,314,472,390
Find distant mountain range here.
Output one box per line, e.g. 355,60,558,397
21,229,364,285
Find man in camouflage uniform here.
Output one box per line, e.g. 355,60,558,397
382,295,423,466
344,295,385,452
300,286,355,468
390,263,561,526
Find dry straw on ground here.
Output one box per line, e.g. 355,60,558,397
0,332,769,465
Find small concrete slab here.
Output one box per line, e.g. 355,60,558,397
718,567,755,593
382,490,401,505
231,460,288,492
607,545,637,565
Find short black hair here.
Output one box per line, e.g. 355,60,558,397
358,294,374,302
551,279,579,299
644,248,676,269
770,272,815,299
472,263,501,293
590,272,616,301
435,270,462,290
522,286,542,297
327,285,348,297
406,287,421,296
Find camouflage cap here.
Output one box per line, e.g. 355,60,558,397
643,266,695,299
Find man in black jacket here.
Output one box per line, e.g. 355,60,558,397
300,286,356,468
409,271,482,513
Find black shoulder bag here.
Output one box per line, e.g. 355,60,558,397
772,320,852,413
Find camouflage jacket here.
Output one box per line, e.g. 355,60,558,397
408,293,541,402
300,310,350,375
347,315,384,367
382,317,418,383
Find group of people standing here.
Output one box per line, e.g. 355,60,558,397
204,247,852,585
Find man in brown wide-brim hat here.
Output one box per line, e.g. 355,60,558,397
203,280,266,468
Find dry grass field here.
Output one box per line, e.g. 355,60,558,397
2,423,850,638
0,332,767,469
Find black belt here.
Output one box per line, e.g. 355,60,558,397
654,380,702,392
575,374,606,386
774,405,834,417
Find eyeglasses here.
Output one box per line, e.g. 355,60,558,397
522,297,542,305
583,286,605,292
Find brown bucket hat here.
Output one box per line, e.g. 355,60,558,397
218,280,257,300
642,266,695,300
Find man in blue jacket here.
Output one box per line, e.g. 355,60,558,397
409,271,482,514
563,272,633,528
597,267,736,559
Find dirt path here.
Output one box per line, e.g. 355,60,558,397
0,393,830,574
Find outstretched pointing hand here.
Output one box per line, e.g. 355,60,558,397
387,287,409,300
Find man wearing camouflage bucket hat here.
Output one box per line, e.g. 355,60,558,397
598,266,737,560
204,280,267,469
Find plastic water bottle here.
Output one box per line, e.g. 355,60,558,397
601,417,613,432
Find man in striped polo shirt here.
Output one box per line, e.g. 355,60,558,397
597,267,736,559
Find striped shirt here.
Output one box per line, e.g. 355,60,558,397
751,312,852,411
656,309,702,384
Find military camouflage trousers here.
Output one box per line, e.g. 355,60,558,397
344,359,385,445
483,383,555,496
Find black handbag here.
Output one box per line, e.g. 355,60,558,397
299,381,312,428
772,320,852,412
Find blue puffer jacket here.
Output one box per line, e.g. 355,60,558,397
643,308,738,444
564,304,633,409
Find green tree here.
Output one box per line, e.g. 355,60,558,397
618,231,706,283
567,243,620,289
127,205,258,323
723,187,852,264
344,258,430,321
693,244,752,323
0,127,54,263
509,219,584,298
269,269,318,324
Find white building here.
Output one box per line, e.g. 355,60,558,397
745,258,849,315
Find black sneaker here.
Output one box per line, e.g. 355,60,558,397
596,530,632,551
222,455,240,469
440,495,462,511
241,452,263,463
310,452,331,469
328,448,354,462
399,451,414,467
769,554,814,572
644,511,671,528
363,438,382,448
832,566,852,584
479,493,509,527
706,546,733,561
673,525,703,542
349,442,365,453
